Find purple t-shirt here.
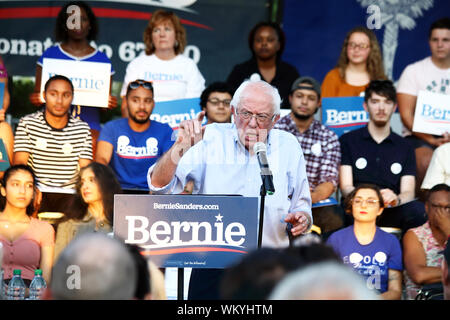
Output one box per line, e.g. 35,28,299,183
327,225,403,293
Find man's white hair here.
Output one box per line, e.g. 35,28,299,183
269,262,380,300
230,79,281,115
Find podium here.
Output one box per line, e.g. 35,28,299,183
113,194,259,299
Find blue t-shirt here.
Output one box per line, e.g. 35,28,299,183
38,44,115,131
99,118,174,189
327,226,403,294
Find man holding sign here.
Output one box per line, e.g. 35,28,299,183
148,79,311,299
397,18,450,190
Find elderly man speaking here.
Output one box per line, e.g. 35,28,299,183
147,79,311,299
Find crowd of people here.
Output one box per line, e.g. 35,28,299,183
0,1,449,301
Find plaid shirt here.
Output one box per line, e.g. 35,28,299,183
274,114,341,189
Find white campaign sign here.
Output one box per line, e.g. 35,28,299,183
412,90,450,135
41,58,111,108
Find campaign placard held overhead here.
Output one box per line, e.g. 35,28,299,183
322,96,368,137
412,90,450,136
114,194,259,269
41,58,111,108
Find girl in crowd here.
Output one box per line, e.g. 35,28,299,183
321,26,386,98
0,119,13,180
30,1,117,154
120,9,205,117
327,184,403,300
226,21,299,108
403,183,450,300
0,165,54,285
54,162,121,260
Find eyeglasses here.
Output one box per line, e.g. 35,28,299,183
429,203,450,213
208,98,231,107
128,80,153,91
353,197,379,207
236,110,275,125
348,42,370,50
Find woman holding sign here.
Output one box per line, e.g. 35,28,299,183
321,26,386,98
29,1,117,154
120,9,205,117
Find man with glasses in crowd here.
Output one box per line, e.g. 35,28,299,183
148,79,312,299
96,79,174,191
339,80,427,234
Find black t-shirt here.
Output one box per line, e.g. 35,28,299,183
339,126,416,194
226,58,300,108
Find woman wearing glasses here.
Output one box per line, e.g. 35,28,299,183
403,183,450,300
321,26,386,98
120,9,205,117
327,184,403,299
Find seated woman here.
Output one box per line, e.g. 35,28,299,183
321,26,386,98
226,21,299,108
0,165,54,285
327,183,403,300
54,162,122,261
403,183,450,300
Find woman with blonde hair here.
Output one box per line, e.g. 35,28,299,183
321,26,387,98
120,9,205,117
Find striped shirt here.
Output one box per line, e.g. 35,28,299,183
14,110,92,189
274,114,341,189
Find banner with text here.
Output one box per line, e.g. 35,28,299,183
151,97,204,130
41,58,111,107
412,90,450,136
322,96,368,137
114,194,259,269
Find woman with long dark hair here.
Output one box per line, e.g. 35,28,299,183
0,165,54,285
54,162,122,260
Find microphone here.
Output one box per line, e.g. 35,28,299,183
253,142,275,195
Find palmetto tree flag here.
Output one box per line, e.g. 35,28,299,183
282,0,449,83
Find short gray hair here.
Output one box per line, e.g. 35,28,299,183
269,262,379,300
230,79,281,115
51,233,137,300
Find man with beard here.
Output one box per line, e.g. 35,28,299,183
274,76,344,238
96,79,174,190
339,80,427,233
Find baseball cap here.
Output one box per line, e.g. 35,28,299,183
290,76,321,97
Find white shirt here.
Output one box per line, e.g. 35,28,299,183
147,123,312,248
120,53,205,102
421,142,450,189
397,56,450,136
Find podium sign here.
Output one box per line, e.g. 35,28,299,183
41,58,111,108
412,90,450,136
114,194,258,268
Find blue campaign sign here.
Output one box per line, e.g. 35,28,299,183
113,194,259,269
0,138,10,172
311,197,338,209
150,98,205,130
321,96,368,137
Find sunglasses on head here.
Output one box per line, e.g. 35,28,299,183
128,80,153,91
